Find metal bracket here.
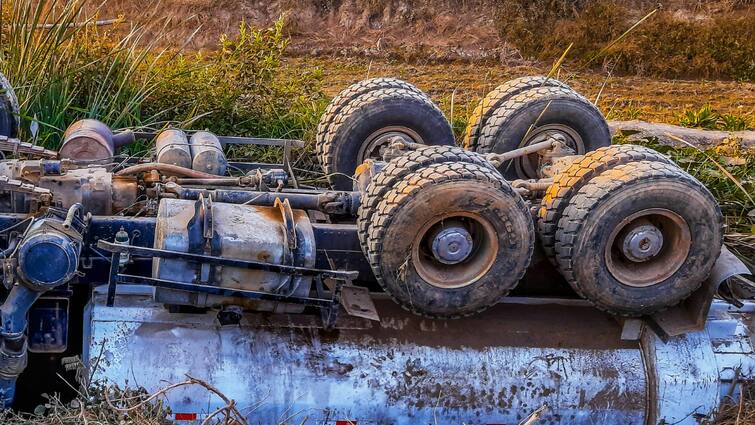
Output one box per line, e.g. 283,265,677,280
97,239,359,328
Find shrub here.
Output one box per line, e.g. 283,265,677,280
0,0,326,156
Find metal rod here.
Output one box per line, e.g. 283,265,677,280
132,132,305,148
114,274,338,308
486,139,555,163
97,240,359,280
115,162,222,178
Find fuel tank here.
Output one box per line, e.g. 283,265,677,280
84,286,755,425
152,198,315,312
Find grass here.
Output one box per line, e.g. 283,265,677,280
0,0,326,155
679,105,752,131
494,0,755,80
0,3,753,421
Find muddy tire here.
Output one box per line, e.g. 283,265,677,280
476,86,611,180
321,87,454,190
537,144,675,262
554,161,723,316
316,78,426,169
366,161,534,318
0,72,19,138
357,145,500,252
464,76,571,150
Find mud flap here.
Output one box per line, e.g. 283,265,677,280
644,246,750,340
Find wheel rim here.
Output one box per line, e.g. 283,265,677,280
605,208,691,288
411,212,499,289
358,126,424,164
514,124,584,179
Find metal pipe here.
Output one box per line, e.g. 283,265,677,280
116,163,222,179
486,139,555,164
174,177,255,186
164,183,360,215
62,202,83,229
0,285,39,409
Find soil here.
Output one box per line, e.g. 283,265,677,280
287,56,755,127
96,0,753,64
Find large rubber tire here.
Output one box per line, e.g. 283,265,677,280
464,76,571,150
316,78,426,170
554,161,723,316
366,161,534,318
0,72,19,138
322,87,455,190
357,145,500,253
476,86,611,180
537,144,676,262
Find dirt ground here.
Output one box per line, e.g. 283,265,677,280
287,56,755,126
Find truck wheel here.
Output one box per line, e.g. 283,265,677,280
554,161,723,316
537,144,675,262
316,78,426,167
464,76,571,150
0,72,19,138
357,145,500,253
366,161,534,318
321,87,454,190
476,86,611,180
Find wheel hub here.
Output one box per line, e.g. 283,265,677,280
517,125,584,179
621,224,664,262
605,209,691,288
430,226,474,264
359,126,423,164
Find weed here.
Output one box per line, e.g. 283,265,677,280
679,105,752,131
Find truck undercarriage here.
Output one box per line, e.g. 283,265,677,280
0,74,751,424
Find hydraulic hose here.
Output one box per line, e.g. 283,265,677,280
115,162,223,179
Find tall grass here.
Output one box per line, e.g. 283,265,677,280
0,0,174,145
0,0,326,155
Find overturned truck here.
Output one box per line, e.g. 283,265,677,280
0,75,752,424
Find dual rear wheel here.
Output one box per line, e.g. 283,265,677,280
317,76,724,319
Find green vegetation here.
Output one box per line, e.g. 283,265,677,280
0,0,326,155
679,105,752,131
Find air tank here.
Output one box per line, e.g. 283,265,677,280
189,131,227,176
155,129,191,169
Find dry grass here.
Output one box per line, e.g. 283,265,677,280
2,381,753,424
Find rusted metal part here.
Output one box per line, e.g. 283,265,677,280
152,198,316,312
0,136,57,158
35,168,138,215
605,208,691,288
646,246,751,338
59,119,135,161
115,162,220,178
85,287,755,424
189,131,227,176
155,129,192,169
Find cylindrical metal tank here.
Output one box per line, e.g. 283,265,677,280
155,129,191,169
59,119,135,161
189,131,227,176
152,198,315,312
84,290,755,425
